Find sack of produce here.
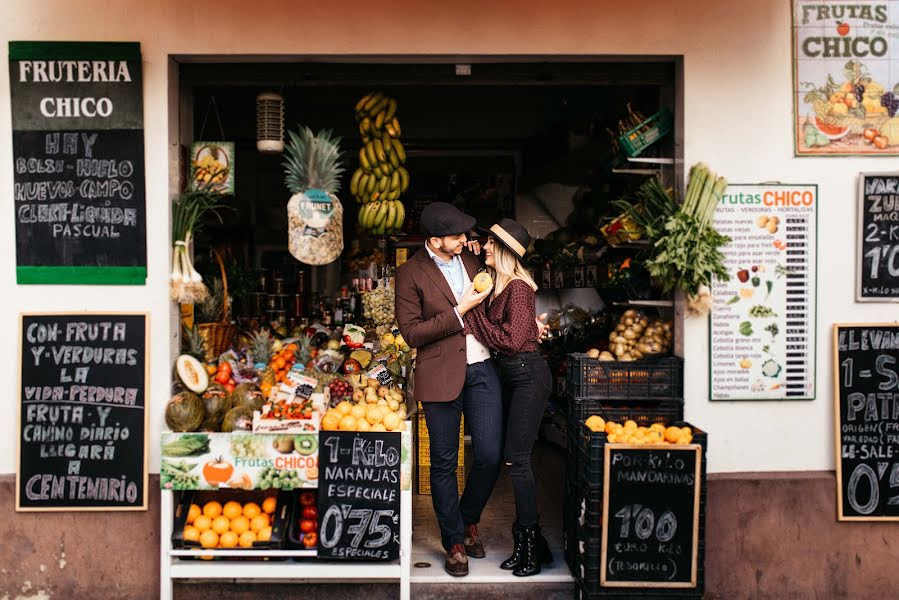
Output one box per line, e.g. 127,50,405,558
283,126,345,265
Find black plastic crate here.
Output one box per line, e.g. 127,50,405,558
286,489,320,551
567,396,684,425
567,354,683,400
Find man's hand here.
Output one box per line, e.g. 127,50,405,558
457,284,491,316
465,239,482,255
535,313,548,343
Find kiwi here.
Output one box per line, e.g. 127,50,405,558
294,434,318,456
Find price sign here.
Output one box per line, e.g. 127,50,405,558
857,174,899,301
17,313,148,511
317,431,401,560
833,324,899,520
600,445,701,588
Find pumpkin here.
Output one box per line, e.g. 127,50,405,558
221,406,253,432
165,392,205,432
230,382,265,412
200,385,232,431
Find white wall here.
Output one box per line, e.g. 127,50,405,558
0,0,889,474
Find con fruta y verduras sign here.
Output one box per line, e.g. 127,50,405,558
9,42,146,284
792,0,899,156
710,184,817,401
17,313,148,511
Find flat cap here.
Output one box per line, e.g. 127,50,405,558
419,202,476,237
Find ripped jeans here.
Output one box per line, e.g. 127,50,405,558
496,351,552,527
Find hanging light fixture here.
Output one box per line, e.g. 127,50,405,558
256,91,284,153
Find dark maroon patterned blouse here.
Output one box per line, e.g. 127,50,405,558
463,279,538,356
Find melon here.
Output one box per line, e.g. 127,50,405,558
230,383,265,412
200,385,232,431
221,406,254,432
176,354,208,393
349,349,373,369
165,392,205,432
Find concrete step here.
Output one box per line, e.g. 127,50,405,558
174,581,577,599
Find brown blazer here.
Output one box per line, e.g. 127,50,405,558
395,246,482,404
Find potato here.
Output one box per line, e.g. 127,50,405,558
756,215,769,228
599,351,615,361
632,349,643,359
625,317,634,326
614,343,626,357
623,329,638,340
620,353,634,362
616,324,627,333
766,221,778,234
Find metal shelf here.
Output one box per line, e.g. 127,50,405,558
612,300,675,307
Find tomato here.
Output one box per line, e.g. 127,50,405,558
300,519,317,533
202,459,234,486
224,382,236,394
218,362,232,376
302,532,318,548
299,491,316,506
836,21,850,36
302,506,318,519
214,370,231,385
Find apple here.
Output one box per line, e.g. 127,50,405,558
836,21,849,36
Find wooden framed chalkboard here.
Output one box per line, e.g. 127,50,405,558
600,444,701,588
857,173,899,302
317,431,401,560
833,323,899,521
16,313,148,511
8,41,146,284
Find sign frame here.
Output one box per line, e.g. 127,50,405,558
599,443,702,589
16,311,150,512
832,322,899,522
856,172,899,302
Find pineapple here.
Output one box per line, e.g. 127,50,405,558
283,127,344,195
182,324,207,362
249,330,275,387
294,334,314,366
195,278,224,323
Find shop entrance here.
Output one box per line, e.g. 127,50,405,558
172,55,681,588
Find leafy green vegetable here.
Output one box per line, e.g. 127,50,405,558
739,321,753,336
765,323,779,340
748,305,777,318
726,295,741,305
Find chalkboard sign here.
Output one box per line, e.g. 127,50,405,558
317,431,401,560
17,313,148,511
857,173,899,301
833,324,899,521
601,445,701,588
9,41,146,285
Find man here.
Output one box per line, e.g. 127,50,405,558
395,202,501,576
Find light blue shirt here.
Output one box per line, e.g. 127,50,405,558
427,245,465,296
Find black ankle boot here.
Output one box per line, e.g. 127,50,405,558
500,522,523,570
513,525,541,577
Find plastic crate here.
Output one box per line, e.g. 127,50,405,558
286,489,319,551
566,354,683,400
567,396,684,425
171,489,292,556
571,420,707,598
618,109,673,158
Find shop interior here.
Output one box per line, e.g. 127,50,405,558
176,57,681,581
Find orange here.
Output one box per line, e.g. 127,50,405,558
366,406,384,425
257,526,272,542
238,530,257,548
211,516,231,535
623,420,638,431
336,401,353,415
183,525,201,542
262,496,278,515
664,426,681,443
306,466,319,480
243,502,262,519
222,501,243,520
369,423,387,432
193,515,212,532
199,529,219,549
473,271,493,293
356,419,371,432
187,503,201,524
350,404,367,420
604,421,617,434
250,514,270,533
382,412,400,431
230,515,250,535
219,531,239,548
321,411,341,431
202,501,223,518
339,415,357,431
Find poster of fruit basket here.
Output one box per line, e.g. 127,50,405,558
793,0,899,155
189,141,234,193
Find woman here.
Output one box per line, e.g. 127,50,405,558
462,218,553,577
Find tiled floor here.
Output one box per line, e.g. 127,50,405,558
411,439,573,583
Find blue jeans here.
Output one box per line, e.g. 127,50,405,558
496,351,552,527
422,360,503,552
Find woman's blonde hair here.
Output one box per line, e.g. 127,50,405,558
489,236,538,295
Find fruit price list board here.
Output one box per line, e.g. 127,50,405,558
8,41,146,284
159,432,321,491
833,324,899,520
17,314,147,511
857,173,899,300
710,184,818,401
317,431,403,561
600,444,702,588
793,0,899,156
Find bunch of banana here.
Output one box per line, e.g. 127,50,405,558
350,92,409,235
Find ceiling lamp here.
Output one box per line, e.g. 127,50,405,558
256,91,284,153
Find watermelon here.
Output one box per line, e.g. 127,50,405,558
221,406,253,432
165,392,205,432
200,384,232,431
230,382,265,412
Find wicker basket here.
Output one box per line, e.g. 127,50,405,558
196,249,236,362
811,110,889,136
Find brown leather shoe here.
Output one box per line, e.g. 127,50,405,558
444,543,469,577
464,523,486,559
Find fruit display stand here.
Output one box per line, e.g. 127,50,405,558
159,428,414,600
